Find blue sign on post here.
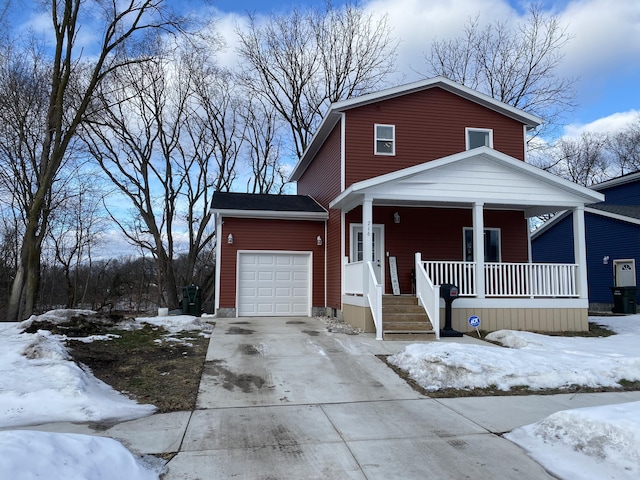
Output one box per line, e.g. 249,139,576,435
468,315,480,328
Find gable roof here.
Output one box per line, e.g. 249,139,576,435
211,192,328,220
290,76,543,182
329,147,603,217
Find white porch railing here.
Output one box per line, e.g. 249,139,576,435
423,261,579,297
366,261,383,341
424,261,475,296
344,258,363,294
415,253,440,339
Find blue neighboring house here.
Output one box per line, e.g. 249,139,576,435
531,172,640,312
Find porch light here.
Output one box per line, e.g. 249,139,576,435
603,256,609,265
317,235,323,246
393,211,400,224
227,233,233,244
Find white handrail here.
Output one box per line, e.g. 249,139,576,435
366,261,383,341
415,253,440,339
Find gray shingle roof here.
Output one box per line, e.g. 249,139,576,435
588,203,640,221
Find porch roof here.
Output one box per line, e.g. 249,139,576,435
329,148,604,218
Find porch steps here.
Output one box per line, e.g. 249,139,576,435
382,295,436,341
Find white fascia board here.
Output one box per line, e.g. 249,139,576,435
213,209,328,221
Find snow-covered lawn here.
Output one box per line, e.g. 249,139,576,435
0,309,213,480
389,314,640,480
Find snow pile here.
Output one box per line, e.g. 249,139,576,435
506,401,640,480
388,325,640,392
0,430,162,480
134,313,213,335
0,323,156,429
18,308,97,330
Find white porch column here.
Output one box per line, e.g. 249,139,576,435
573,206,589,299
362,196,373,294
473,202,485,298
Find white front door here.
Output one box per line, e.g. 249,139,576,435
350,224,384,284
614,259,636,287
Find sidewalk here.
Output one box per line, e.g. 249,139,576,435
16,317,640,479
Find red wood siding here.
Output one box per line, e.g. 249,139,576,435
297,124,342,207
326,210,342,310
297,124,343,311
346,206,529,294
344,88,526,187
219,217,326,310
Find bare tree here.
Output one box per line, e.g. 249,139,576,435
83,53,187,309
424,5,576,140
1,0,182,322
83,40,239,308
236,1,398,159
45,170,107,308
546,132,611,186
609,115,640,175
243,98,286,194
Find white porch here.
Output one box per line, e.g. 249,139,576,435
331,148,605,340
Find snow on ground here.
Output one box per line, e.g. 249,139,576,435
0,309,212,480
389,314,640,480
0,430,163,480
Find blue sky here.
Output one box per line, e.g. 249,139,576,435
195,0,640,139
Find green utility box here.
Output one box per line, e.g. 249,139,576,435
182,284,202,317
610,286,637,314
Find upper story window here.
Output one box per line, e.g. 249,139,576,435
375,124,395,155
466,128,493,150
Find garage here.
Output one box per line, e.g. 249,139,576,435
237,252,312,316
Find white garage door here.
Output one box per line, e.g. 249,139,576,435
237,252,311,316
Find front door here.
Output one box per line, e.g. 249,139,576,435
350,224,384,284
614,259,636,287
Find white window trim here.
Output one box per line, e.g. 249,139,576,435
465,127,494,150
463,227,501,262
374,124,395,156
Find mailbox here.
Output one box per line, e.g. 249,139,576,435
440,283,463,337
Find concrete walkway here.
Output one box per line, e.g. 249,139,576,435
16,316,640,479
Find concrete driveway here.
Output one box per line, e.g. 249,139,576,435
163,316,557,479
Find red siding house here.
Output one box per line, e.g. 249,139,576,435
213,77,604,339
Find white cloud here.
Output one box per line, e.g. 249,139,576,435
562,109,640,138
363,0,517,81
558,0,640,78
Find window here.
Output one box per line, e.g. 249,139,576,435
466,128,493,150
375,124,395,155
464,228,501,262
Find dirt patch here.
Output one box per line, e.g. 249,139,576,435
226,327,255,335
203,360,266,393
302,330,320,336
25,316,210,413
